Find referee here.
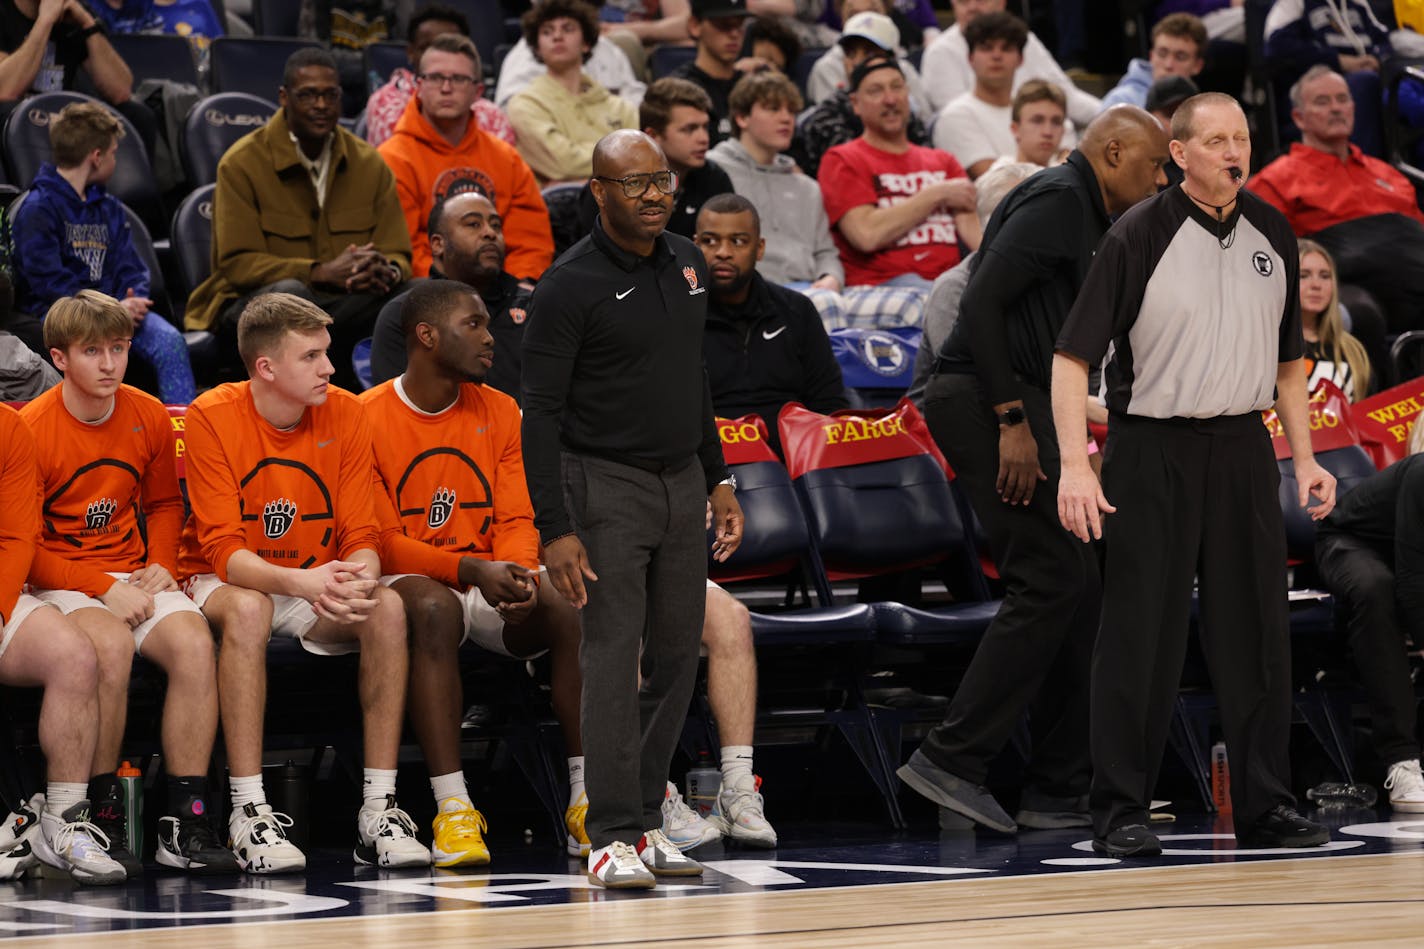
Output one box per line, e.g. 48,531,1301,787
522,130,743,888
1052,93,1335,857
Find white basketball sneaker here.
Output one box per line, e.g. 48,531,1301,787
228,802,306,874
660,781,720,851
355,795,431,868
31,800,126,886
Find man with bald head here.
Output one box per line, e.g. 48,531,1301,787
1054,93,1333,857
897,105,1169,835
521,130,744,889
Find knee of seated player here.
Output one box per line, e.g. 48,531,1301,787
702,587,752,656
356,584,407,646
30,611,100,695
207,587,275,652
79,611,138,680
144,612,217,677
395,577,462,654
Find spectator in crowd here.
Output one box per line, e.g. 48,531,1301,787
379,34,553,280
23,290,233,877
0,405,123,886
1155,0,1245,44
299,0,397,108
933,11,1030,179
1101,13,1206,111
807,5,931,119
577,78,734,239
1264,0,1391,156
1314,430,1424,814
10,101,196,403
906,160,1038,405
818,0,939,57
362,279,588,865
1144,74,1198,130
994,80,1068,171
0,0,158,154
921,0,1101,126
496,9,644,109
792,12,931,177
507,0,639,185
697,193,847,452
746,13,799,72
369,190,531,400
185,48,410,389
181,293,431,875
88,0,223,66
671,0,767,144
365,4,517,149
598,0,691,79
1298,238,1371,399
1250,65,1424,341
819,57,980,325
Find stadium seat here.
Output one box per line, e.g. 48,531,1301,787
829,326,920,409
2,91,167,239
108,33,201,88
364,40,409,94
181,92,278,187
650,45,695,79
209,36,320,101
352,337,373,390
542,182,585,259
791,47,824,99
1277,444,1378,566
252,0,300,36
441,0,516,78
170,183,216,303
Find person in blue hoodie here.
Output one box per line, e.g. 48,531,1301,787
10,101,196,403
1101,13,1206,110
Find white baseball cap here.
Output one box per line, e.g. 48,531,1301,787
839,12,899,54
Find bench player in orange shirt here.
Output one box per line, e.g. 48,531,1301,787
179,293,429,873
362,280,586,864
22,292,235,876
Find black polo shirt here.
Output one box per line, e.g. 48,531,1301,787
367,271,531,403
576,161,735,241
935,150,1113,406
522,218,729,543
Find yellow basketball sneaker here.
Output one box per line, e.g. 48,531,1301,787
431,798,490,867
565,792,590,857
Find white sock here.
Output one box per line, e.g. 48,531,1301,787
362,768,398,808
45,781,86,818
229,774,266,811
567,756,586,806
721,746,754,788
430,771,472,809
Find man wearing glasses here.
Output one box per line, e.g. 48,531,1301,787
186,48,410,388
522,129,743,888
379,33,553,281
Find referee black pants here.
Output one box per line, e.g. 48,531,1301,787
1091,413,1295,837
917,373,1099,797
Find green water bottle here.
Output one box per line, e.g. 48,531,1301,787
117,760,143,858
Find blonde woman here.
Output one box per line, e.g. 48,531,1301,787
1299,239,1372,400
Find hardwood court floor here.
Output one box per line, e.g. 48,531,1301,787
4,817,1423,948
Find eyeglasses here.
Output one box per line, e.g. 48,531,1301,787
419,72,479,88
290,87,342,104
595,170,679,198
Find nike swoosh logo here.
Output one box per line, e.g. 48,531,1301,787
913,251,932,261
317,439,335,448
615,287,635,300
763,326,787,340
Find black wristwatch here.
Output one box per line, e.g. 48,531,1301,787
997,406,1027,427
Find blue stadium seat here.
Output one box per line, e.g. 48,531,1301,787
441,0,515,77
108,33,201,87
791,47,825,98
829,326,921,409
2,91,167,239
1277,444,1379,565
352,337,373,390
182,92,278,187
364,40,409,94
170,183,216,303
252,0,300,36
650,45,696,79
209,36,320,101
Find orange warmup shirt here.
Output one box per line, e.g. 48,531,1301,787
178,382,381,581
360,379,538,589
0,405,40,625
22,385,183,597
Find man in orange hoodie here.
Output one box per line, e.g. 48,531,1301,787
378,34,554,280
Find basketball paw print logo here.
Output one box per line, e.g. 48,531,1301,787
84,498,118,530
262,498,298,539
427,486,456,529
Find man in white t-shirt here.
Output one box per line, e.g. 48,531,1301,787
933,11,1026,178
920,0,1100,124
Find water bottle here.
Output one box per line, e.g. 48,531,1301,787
267,760,311,850
686,752,721,819
1306,781,1378,809
117,760,143,858
1211,741,1231,815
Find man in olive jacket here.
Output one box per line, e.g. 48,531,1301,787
185,48,410,387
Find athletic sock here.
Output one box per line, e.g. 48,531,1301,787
167,775,210,821
721,746,754,788
45,781,86,818
430,771,472,809
362,768,398,808
567,756,586,806
229,774,266,811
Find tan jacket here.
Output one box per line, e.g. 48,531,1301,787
506,73,638,185
184,109,412,331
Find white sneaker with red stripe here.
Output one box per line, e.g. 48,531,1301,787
637,828,704,876
587,840,655,889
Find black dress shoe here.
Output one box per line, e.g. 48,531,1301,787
1237,804,1330,848
1092,823,1162,857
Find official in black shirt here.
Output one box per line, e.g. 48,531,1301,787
895,107,1171,835
696,195,848,455
369,191,530,401
521,130,743,887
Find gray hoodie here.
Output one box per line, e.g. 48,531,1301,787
706,137,844,288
